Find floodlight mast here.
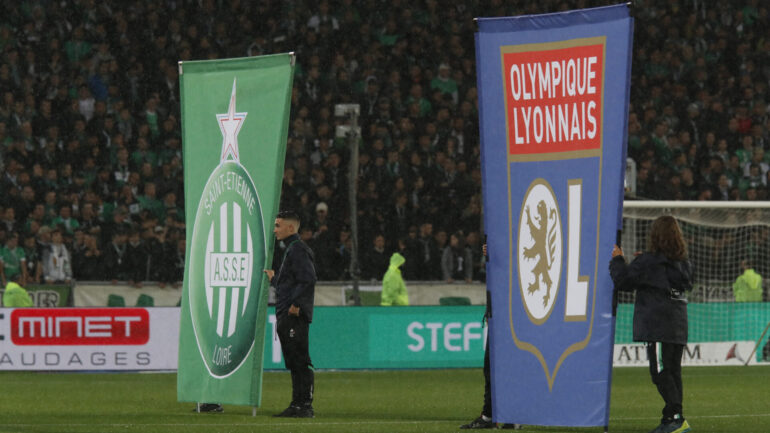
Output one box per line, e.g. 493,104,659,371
336,104,362,306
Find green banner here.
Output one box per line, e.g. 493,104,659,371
259,304,770,370
28,284,72,307
262,306,488,369
177,54,294,407
615,302,770,344
0,284,71,307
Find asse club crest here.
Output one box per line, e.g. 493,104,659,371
188,79,266,378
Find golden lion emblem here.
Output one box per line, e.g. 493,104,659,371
522,200,558,307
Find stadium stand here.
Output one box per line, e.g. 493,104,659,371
0,0,768,283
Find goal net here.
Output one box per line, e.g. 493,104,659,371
616,201,770,364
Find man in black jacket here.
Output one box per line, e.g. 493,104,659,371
265,210,317,418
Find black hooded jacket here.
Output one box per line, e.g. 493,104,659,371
274,233,317,322
610,252,693,345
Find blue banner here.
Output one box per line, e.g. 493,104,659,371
476,5,633,427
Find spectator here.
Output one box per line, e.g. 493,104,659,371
361,233,389,281
431,63,459,105
161,191,184,224
78,202,101,236
125,230,148,287
51,205,80,235
434,229,449,253
416,222,440,280
138,182,164,221
42,229,71,284
103,230,128,283
73,234,103,281
70,229,87,264
307,1,339,34
21,233,42,285
441,231,473,283
398,226,422,280
147,226,175,287
733,260,762,302
386,191,412,242
101,208,132,247
0,232,27,287
1,207,17,233
330,228,352,281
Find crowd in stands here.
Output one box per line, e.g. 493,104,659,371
0,0,768,285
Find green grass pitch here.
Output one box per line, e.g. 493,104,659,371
0,366,767,433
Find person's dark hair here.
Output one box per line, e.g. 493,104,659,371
648,215,687,261
452,231,465,244
276,210,301,228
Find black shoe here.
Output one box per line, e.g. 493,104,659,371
501,424,522,430
294,406,315,418
657,419,690,433
649,417,690,433
460,416,496,429
193,403,223,413
273,405,300,417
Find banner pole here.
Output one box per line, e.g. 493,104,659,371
348,109,362,306
612,230,621,317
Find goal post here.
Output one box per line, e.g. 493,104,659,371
616,201,770,364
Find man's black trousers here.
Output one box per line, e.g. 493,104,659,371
482,340,492,418
646,342,685,420
277,314,314,407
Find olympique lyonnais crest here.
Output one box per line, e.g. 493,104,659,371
188,79,266,378
503,38,605,390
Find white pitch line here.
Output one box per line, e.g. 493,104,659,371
4,412,770,428
0,420,441,428
614,412,770,421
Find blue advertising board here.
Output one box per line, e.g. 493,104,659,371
475,5,633,427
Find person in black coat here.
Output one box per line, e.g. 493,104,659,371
265,211,317,418
72,233,103,280
361,233,389,280
610,216,693,433
460,243,520,430
146,226,176,286
103,230,129,282
124,230,148,287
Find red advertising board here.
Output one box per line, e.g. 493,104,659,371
11,308,149,345
0,308,177,370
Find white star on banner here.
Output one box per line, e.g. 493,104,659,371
217,78,247,162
